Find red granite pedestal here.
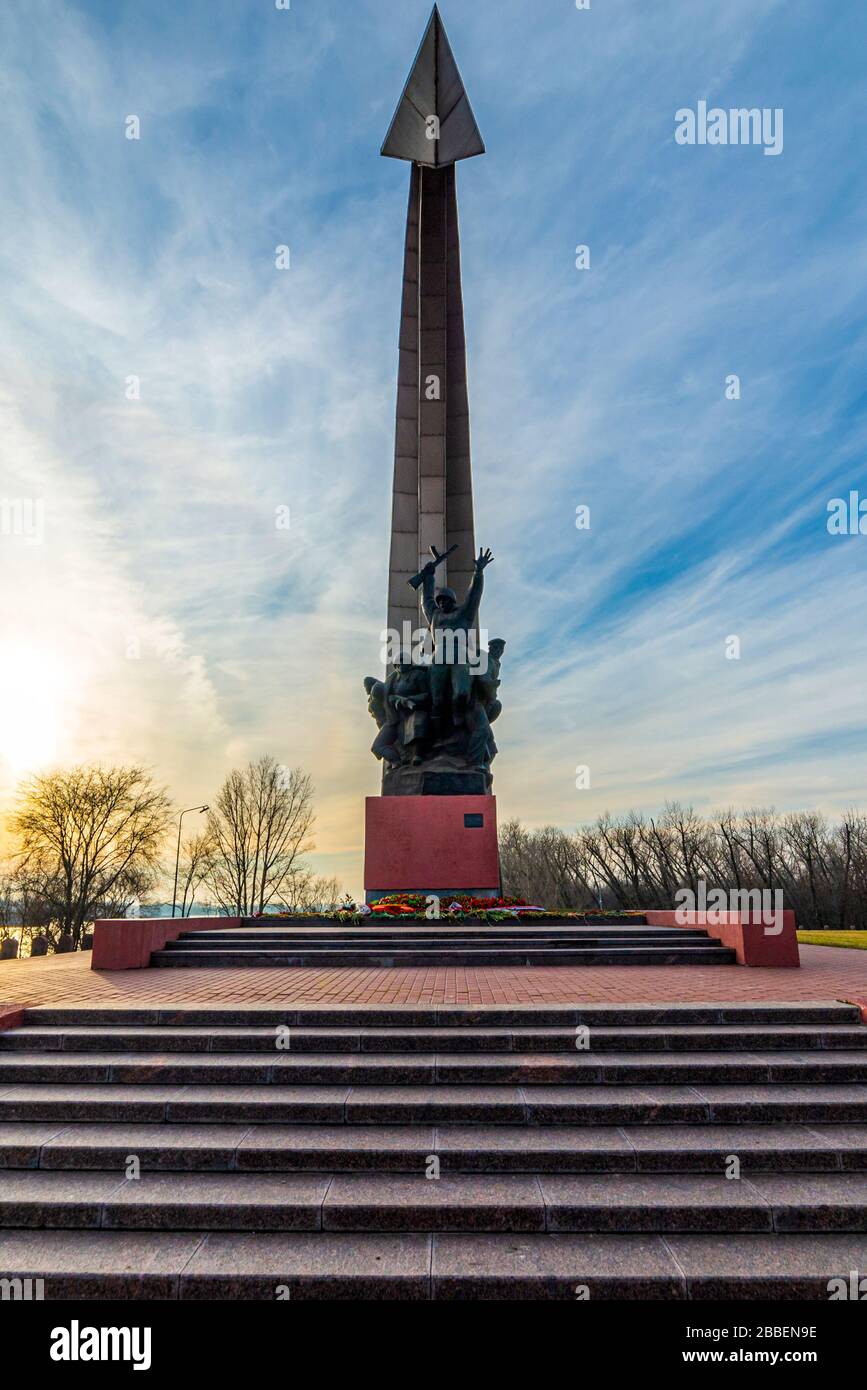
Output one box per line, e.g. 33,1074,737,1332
364,795,500,904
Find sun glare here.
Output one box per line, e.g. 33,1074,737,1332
0,645,66,779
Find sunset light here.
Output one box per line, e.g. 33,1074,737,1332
0,645,66,776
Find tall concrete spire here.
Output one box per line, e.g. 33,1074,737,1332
382,7,484,642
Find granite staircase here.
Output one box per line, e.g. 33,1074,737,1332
150,917,738,968
0,1002,865,1299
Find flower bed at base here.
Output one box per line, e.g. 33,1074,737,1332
252,897,650,924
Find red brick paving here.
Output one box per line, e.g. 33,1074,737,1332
1,945,867,1010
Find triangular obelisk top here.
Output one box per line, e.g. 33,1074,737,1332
381,5,485,168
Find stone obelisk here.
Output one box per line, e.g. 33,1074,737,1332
363,8,500,901
381,4,485,641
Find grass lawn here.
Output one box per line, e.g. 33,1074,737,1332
797,931,867,950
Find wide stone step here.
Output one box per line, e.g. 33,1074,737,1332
170,929,712,944
3,1121,865,1174
0,1228,430,1299
0,1168,864,1234
430,1232,867,1300
1,1050,866,1085
150,946,738,967
163,935,713,951
4,1022,866,1054
429,1123,867,1174
0,1003,863,1302
2,1082,866,1125
25,1002,859,1028
0,1229,865,1298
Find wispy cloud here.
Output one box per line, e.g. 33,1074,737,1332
1,0,865,891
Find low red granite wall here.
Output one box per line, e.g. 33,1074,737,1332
91,917,242,971
645,909,800,967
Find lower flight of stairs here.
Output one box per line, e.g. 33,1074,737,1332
150,917,738,968
0,1001,865,1299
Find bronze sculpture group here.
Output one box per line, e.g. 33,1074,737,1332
364,547,506,792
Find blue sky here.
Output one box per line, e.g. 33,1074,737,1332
1,0,866,894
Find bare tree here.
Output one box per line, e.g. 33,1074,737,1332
203,757,316,916
498,805,867,929
279,872,343,913
8,765,173,947
0,870,17,929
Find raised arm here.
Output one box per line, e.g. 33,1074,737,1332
457,547,494,627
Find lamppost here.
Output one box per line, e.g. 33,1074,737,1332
171,805,209,918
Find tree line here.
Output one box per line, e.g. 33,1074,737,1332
5,780,864,952
0,756,342,953
499,805,867,931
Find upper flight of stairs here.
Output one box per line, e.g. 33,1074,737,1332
0,1001,865,1298
150,917,738,968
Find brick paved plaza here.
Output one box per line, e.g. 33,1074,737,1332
2,942,867,1011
